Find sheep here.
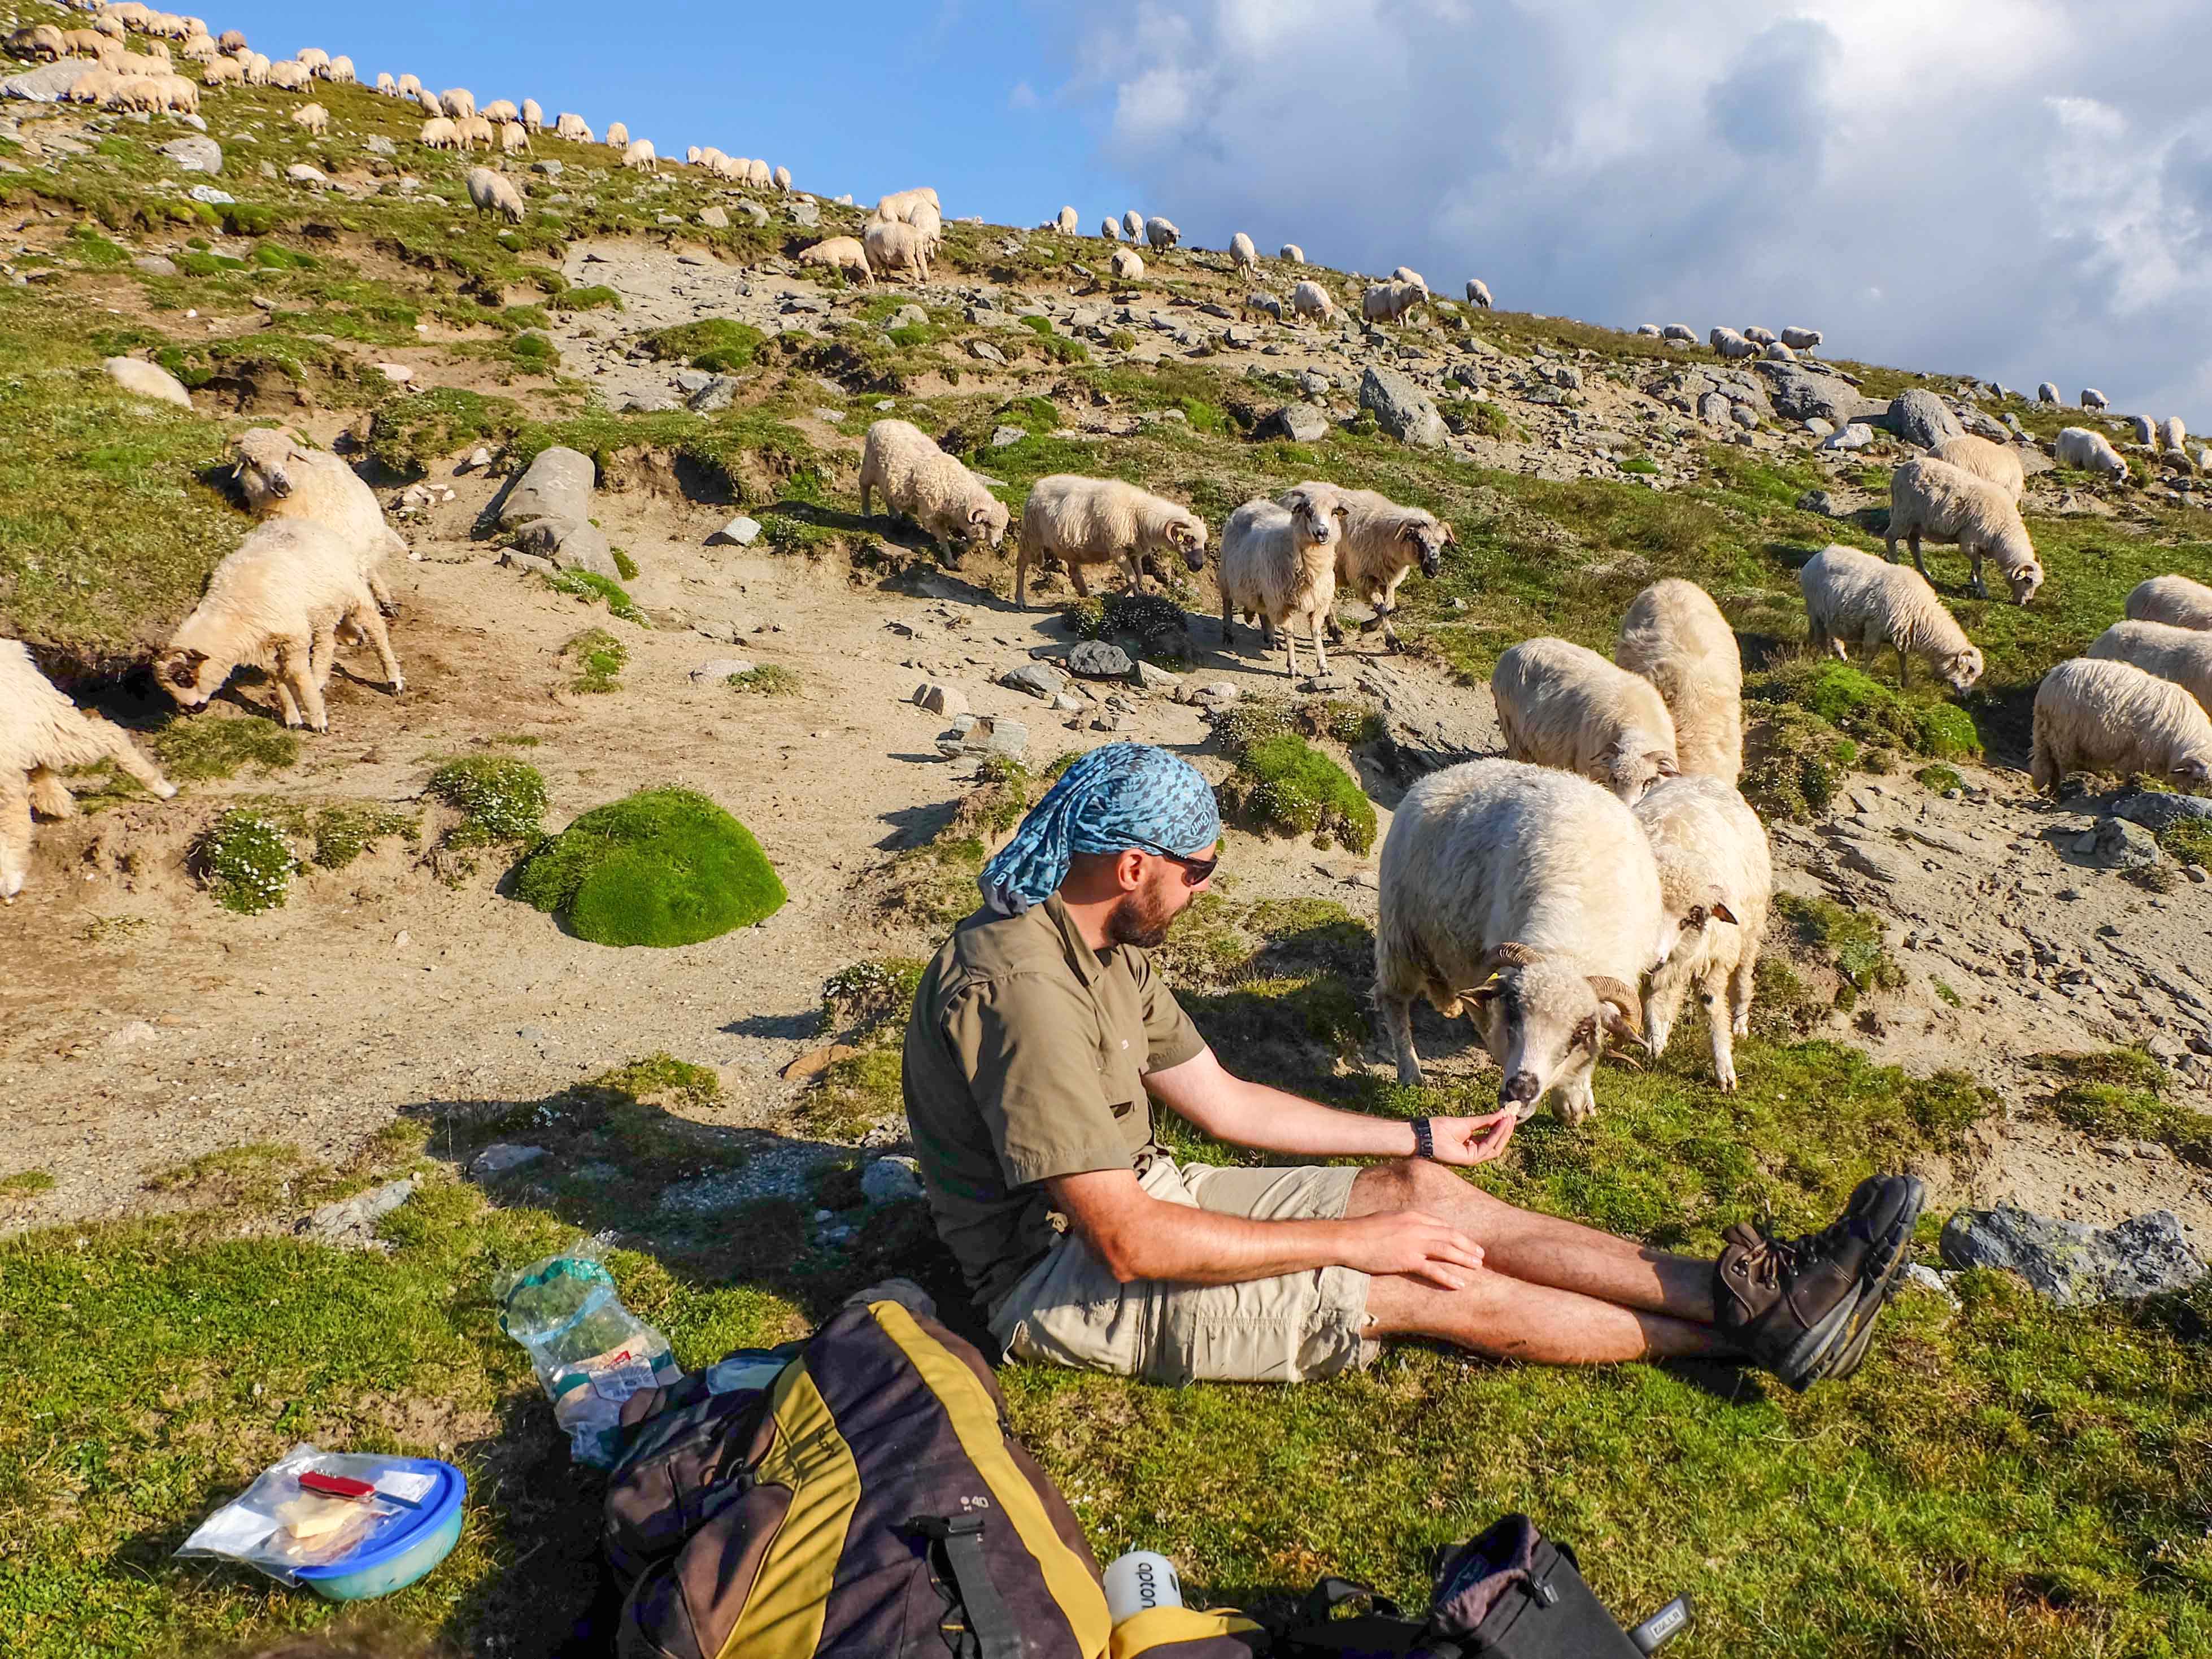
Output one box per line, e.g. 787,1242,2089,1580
1465,277,1491,308
1762,341,1796,362
8,24,65,60
1144,216,1180,251
2163,417,2189,454
2030,658,2212,795
2129,414,2156,447
1779,326,1822,351
2055,425,2128,481
1741,326,1777,347
1281,243,1304,263
2126,574,2212,632
1290,279,1335,324
2087,620,2212,716
1109,247,1146,282
216,26,243,49
1930,432,2026,500
321,54,352,83
1661,324,1696,343
773,165,791,191
466,165,527,224
1,639,176,901
177,31,216,60
2036,381,2060,404
1229,230,1257,273
229,428,404,616
555,112,592,143
395,72,421,98
1122,209,1144,241
1014,476,1207,609
1492,638,1681,804
480,97,517,121
1322,487,1455,652
155,71,196,111
1050,204,1078,235
440,87,474,119
1391,265,1430,297
1361,279,1424,326
796,236,872,285
155,521,402,733
745,156,773,189
1614,578,1744,783
499,120,529,155
198,52,238,84
265,58,310,90
874,186,939,224
857,419,1008,565
63,27,112,54
1633,776,1770,1092
1709,326,1757,360
1886,457,2044,604
2082,387,2109,410
417,89,443,115
290,101,328,135
417,117,458,151
521,97,542,132
454,115,495,151
65,68,119,102
906,200,943,256
1217,483,1349,681
375,69,393,93
622,138,656,171
1799,544,1983,694
864,218,930,283
1374,759,1663,1115
296,47,328,69
1100,217,1122,241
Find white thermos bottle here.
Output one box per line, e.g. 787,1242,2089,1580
1103,1550,1183,1625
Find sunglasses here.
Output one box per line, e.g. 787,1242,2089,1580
1132,840,1220,886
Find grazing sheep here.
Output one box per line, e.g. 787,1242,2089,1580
1390,265,1430,297
2126,574,2212,632
2031,658,2212,795
8,24,66,60
1100,217,1122,241
621,137,656,171
418,90,444,116
1779,326,1822,351
1,639,176,901
217,27,243,49
198,53,239,84
466,164,527,223
1633,776,1770,1092
796,236,872,285
905,199,943,256
521,97,542,132
228,432,403,620
875,186,939,224
1709,326,1757,360
864,218,930,283
1930,433,2026,500
857,420,1008,565
375,69,393,93
1762,342,1796,362
1229,231,1257,273
1465,277,1491,308
1374,759,1664,1114
154,71,196,111
1218,483,1349,680
1122,208,1144,241
1144,216,1181,251
66,68,119,102
321,54,352,84
290,101,327,135
156,522,402,733
1742,326,1777,347
439,87,474,119
66,27,116,54
499,120,529,155
774,165,791,191
2055,425,2129,481
1661,324,1696,343
2036,381,2060,404
1281,243,1304,263
2087,620,2212,716
1493,637,1680,804
2129,414,2156,447
1886,457,2044,604
480,97,517,121
1015,477,1207,608
1108,247,1145,282
1614,578,1744,783
418,117,458,151
1290,279,1335,324
296,47,328,69
2082,387,2109,410
745,156,773,189
1322,487,1454,651
1053,204,1078,235
1799,544,1983,694
2162,417,2189,454
1361,279,1426,326
266,58,311,90
554,111,592,143
454,114,494,151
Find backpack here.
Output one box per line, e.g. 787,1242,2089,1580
602,1287,1265,1659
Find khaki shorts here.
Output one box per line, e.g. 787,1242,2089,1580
987,1157,1375,1385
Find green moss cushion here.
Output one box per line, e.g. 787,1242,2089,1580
1217,733,1377,854
515,788,785,947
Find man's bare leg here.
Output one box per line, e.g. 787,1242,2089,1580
1361,1269,1738,1364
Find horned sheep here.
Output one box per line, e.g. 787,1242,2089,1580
466,165,526,223
1217,483,1349,680
1614,578,1744,782
1,640,176,901
228,428,404,617
2055,425,2128,481
1886,458,2044,604
2031,658,2212,795
2126,574,2212,632
1492,637,1680,804
1229,231,1257,273
1633,776,1770,1092
2087,620,2212,716
857,420,1008,565
863,218,930,282
1799,544,1983,694
1322,487,1454,651
1928,433,2025,500
1014,476,1208,608
796,236,872,285
1374,759,1663,1117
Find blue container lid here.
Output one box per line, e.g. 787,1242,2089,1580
293,1458,467,1582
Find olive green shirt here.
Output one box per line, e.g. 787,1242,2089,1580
902,895,1207,1312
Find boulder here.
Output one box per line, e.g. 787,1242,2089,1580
533,159,564,177
990,424,1027,448
1001,663,1065,700
788,199,819,227
1755,360,1858,425
286,164,328,185
1358,365,1447,447
913,681,968,719
687,375,739,413
103,356,193,410
708,515,762,547
160,135,223,175
1883,387,1964,449
1823,421,1878,452
1940,1205,2207,1305
133,255,178,278
550,522,622,581
364,135,396,158
969,339,1009,366
2,59,101,103
500,445,595,529
734,200,770,227
2086,816,2165,870
1258,402,1330,442
2113,792,2212,834
1067,640,1134,680
186,183,234,206
860,1156,925,1205
698,206,728,229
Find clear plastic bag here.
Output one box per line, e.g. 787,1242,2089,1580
497,1242,680,1467
176,1444,436,1585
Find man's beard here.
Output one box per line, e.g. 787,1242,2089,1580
1105,887,1178,950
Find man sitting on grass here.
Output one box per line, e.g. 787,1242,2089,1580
902,743,1923,1390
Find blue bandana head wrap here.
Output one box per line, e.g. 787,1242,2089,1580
978,742,1220,916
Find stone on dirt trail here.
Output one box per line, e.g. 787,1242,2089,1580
691,658,754,683
471,1144,547,1179
2085,817,2164,871
861,1156,925,1205
1067,641,1134,679
914,681,969,719
1000,663,1065,699
297,1178,416,1249
501,445,596,530
1940,1205,2207,1305
708,516,763,547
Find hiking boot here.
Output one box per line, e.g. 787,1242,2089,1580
1813,1175,1927,1385
1713,1175,1924,1391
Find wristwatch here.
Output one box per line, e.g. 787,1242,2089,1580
1410,1117,1435,1160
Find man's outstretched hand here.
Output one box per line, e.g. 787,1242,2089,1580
1336,1210,1484,1290
1425,1111,1519,1165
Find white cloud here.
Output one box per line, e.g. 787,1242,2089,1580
1040,0,2212,423
1008,79,1040,111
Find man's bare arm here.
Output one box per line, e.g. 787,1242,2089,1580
1143,1047,1517,1164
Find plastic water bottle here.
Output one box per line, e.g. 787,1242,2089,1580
1103,1551,1183,1625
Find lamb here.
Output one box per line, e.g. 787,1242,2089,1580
1929,433,2026,500
622,138,656,171
2030,658,2212,795
1290,279,1334,323
1,639,176,901
1779,326,1822,351
1799,544,1983,694
906,199,943,256
1229,230,1257,273
1374,759,1662,1117
864,218,930,283
1323,487,1455,651
1709,326,1757,360
1144,216,1181,251
1122,209,1144,241
1055,205,1078,234
1886,457,2044,604
1492,637,1680,804
480,97,517,121
229,428,404,616
1362,280,1424,326
2163,417,2189,454
796,236,872,284
1633,776,1770,1092
1465,277,1491,308
1614,578,1745,782
857,419,1008,565
521,97,542,132
499,120,529,155
554,112,592,143
2126,574,2212,631
2055,425,2128,481
1281,243,1304,263
2081,388,2109,410
466,165,526,223
2086,620,2212,716
1014,476,1207,608
418,116,458,150
291,101,327,134
156,521,402,733
1100,217,1121,241
1109,247,1145,282
440,87,474,119
454,114,494,151
1217,482,1349,680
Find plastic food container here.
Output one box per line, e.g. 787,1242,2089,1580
292,1458,467,1601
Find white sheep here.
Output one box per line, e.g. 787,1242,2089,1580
1281,243,1304,264
1779,326,1822,351
228,428,403,616
454,114,494,151
1144,216,1181,251
290,101,327,135
375,69,393,93
1465,277,1491,308
1229,231,1257,273
418,116,458,151
1290,280,1335,324
439,87,474,119
1633,776,1770,1092
198,52,238,85
2036,382,2061,403
321,54,352,83
1362,279,1424,326
2128,415,2156,447
1709,326,1758,360
156,522,402,733
1109,247,1144,282
555,111,591,143
857,420,1008,565
1493,638,1680,804
2054,425,2128,481
1,639,176,901
1121,208,1144,241
1053,205,1078,234
2162,417,2189,454
1742,326,1777,347
1886,457,2044,604
906,200,943,257
773,165,791,191
621,138,656,172
1100,217,1121,242
1614,578,1744,783
1322,487,1454,651
466,165,527,223
1762,341,1796,362
295,46,328,69
521,97,542,132
1661,324,1696,343
796,237,872,285
265,59,310,90
1929,433,2025,500
1799,544,1983,694
1374,759,1662,1116
480,97,517,122
412,87,441,114
217,27,243,49
875,186,939,224
746,157,773,189
864,219,929,283
499,120,529,155
2030,657,2212,795
1217,482,1349,680
1014,476,1207,608
2126,574,2212,632
2082,388,2109,410
8,24,65,59
2087,620,2212,716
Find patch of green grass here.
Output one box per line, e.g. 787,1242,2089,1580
642,318,765,373
188,810,295,913
1210,694,1387,757
515,787,786,948
821,957,929,1040
561,625,627,693
545,571,646,625
1619,455,1659,475
503,330,559,374
1741,702,1856,821
364,385,524,478
142,1141,311,1206
426,756,548,850
2159,817,2212,866
1915,764,1965,794
148,713,299,783
1932,978,1963,1008
1217,733,1377,853
551,283,624,311
726,663,800,695
0,1169,54,1196
63,227,130,268
593,1052,722,1107
237,798,421,870
2028,1050,2212,1167
1775,892,1901,1012
798,1047,906,1140
609,545,639,581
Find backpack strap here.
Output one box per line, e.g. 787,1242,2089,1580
909,1513,1024,1659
